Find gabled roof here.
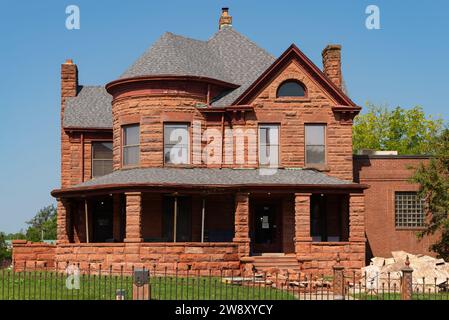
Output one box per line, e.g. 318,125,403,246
63,86,112,128
234,44,357,107
120,28,275,106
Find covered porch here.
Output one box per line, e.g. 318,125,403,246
52,168,368,274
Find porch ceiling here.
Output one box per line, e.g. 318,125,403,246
52,168,368,197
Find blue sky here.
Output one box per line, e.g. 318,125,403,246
0,1,448,233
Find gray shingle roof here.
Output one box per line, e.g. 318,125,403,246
120,28,276,106
73,168,351,189
63,28,275,128
63,86,112,128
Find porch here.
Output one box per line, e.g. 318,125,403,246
55,189,366,274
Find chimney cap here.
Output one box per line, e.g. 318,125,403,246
322,44,342,55
64,59,74,64
219,7,232,30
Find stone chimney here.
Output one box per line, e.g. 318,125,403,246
322,45,342,89
219,7,232,30
61,59,78,103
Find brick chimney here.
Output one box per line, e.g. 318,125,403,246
219,7,232,30
322,45,342,89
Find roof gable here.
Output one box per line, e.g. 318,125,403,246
233,44,357,107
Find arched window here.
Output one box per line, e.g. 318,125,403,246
276,80,306,98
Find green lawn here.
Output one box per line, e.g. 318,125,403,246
0,270,297,300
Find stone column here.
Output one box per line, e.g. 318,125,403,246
56,198,71,244
294,193,312,261
349,193,365,242
401,256,413,300
332,254,345,300
233,193,250,257
124,192,143,243
113,194,122,242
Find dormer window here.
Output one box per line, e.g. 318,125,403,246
122,124,140,166
277,80,306,98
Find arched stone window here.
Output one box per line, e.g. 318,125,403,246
276,80,306,98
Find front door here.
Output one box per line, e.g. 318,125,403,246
252,202,282,253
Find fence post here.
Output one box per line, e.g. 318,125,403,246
401,256,413,300
132,268,150,300
332,253,345,300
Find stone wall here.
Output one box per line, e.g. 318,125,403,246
12,240,56,271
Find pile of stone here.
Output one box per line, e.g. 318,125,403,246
362,251,449,292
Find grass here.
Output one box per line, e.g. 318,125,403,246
0,270,297,300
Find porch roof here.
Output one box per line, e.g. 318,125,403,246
52,168,368,197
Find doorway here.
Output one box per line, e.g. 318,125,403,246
251,200,282,253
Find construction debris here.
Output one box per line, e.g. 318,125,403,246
362,251,449,292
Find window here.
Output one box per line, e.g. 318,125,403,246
395,192,425,228
259,125,279,167
164,124,190,165
122,124,140,166
92,142,113,177
305,124,326,165
277,80,306,98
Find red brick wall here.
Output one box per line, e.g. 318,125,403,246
354,156,438,258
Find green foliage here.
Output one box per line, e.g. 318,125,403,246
25,204,57,242
411,129,449,259
353,104,444,155
0,232,11,263
4,232,26,240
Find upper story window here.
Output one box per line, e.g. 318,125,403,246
305,124,326,166
92,142,113,178
258,124,279,167
122,124,140,166
395,192,425,228
276,80,306,98
164,124,190,165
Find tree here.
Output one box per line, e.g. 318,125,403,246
411,129,449,259
353,104,444,155
25,204,57,242
0,232,11,263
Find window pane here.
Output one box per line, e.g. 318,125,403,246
395,192,424,228
92,160,113,177
92,142,113,159
164,146,189,164
124,125,140,146
259,125,279,166
164,125,189,145
123,146,139,166
277,81,305,97
306,146,325,164
164,124,189,164
305,125,325,145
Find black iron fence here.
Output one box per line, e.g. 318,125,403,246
0,260,448,300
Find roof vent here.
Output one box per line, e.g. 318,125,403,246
219,7,232,30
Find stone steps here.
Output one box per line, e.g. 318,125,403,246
252,255,301,273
